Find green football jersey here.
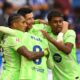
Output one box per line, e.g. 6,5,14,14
0,36,23,80
19,32,48,80
49,30,80,80
0,30,24,80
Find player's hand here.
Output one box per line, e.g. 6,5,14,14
44,48,49,56
38,19,48,25
40,30,50,40
62,21,68,33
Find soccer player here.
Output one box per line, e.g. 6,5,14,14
17,7,51,33
18,32,50,80
6,14,50,80
0,14,48,80
41,9,80,80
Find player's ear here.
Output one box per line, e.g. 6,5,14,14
12,22,17,29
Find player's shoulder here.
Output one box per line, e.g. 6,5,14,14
65,29,76,36
24,32,31,36
33,23,45,29
15,30,24,37
66,29,75,33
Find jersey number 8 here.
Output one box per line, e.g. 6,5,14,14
33,45,42,65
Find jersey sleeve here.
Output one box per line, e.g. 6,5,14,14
0,26,15,36
64,30,76,44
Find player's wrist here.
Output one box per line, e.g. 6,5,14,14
58,32,64,36
44,49,48,56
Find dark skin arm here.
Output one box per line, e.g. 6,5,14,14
17,46,45,60
40,30,73,55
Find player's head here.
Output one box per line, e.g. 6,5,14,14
47,9,64,35
2,1,14,15
8,14,27,32
17,7,34,30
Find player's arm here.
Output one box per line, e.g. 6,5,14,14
12,37,48,60
41,30,75,55
17,46,48,60
34,19,48,25
0,26,15,36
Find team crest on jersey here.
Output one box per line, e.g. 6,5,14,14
53,53,62,63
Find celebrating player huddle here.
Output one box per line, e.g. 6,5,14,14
0,8,80,80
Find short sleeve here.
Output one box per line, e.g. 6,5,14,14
64,30,76,44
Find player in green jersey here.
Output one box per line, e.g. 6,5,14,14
41,9,80,80
0,14,27,80
18,32,49,80
17,7,50,33
7,14,51,80
17,7,47,30
0,14,49,80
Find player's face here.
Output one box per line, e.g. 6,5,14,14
25,13,34,30
49,17,63,35
15,16,27,32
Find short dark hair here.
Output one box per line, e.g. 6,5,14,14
17,7,32,16
2,2,13,11
47,9,63,21
8,14,21,26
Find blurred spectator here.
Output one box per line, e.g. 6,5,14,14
71,0,80,8
6,0,28,10
47,0,54,10
0,1,15,26
28,0,49,19
0,0,4,14
71,0,80,49
7,0,27,7
53,0,71,21
0,0,4,7
71,7,80,64
73,8,80,48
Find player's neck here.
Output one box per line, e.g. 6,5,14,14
52,31,58,35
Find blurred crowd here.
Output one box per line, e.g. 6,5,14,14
0,0,80,69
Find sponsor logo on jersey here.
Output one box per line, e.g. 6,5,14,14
31,36,42,42
32,67,44,73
